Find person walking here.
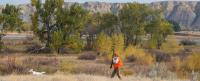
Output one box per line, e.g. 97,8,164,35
110,52,123,80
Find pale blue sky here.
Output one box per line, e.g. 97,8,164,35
0,0,200,5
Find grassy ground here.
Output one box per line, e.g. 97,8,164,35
0,33,199,81
0,54,193,81
0,74,189,81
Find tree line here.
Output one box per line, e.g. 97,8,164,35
0,0,179,54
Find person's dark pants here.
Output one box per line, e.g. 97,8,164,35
111,68,122,79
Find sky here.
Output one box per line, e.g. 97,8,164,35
0,0,200,5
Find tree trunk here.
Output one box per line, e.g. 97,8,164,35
57,48,60,54
134,35,138,45
157,40,162,49
46,23,51,48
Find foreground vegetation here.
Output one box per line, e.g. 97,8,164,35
0,53,198,81
0,0,199,81
0,74,189,81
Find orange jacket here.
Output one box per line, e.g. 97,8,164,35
113,57,123,69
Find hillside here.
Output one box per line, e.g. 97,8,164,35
150,1,200,30
1,1,200,30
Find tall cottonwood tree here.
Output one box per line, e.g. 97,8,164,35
1,4,23,32
31,0,88,53
146,19,173,49
84,13,100,49
0,4,23,50
61,4,89,53
31,0,65,48
119,3,173,48
119,3,151,46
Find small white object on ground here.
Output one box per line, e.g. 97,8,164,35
29,69,45,76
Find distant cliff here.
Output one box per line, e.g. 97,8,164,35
150,1,200,30
1,1,200,30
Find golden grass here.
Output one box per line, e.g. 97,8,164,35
0,74,189,81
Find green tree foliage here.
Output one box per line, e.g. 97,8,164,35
98,13,119,35
119,3,151,46
31,0,65,47
21,23,32,31
57,3,89,37
1,4,23,32
117,3,173,49
93,3,173,50
84,12,101,49
146,19,173,49
95,33,112,55
0,15,3,24
31,0,88,53
65,35,84,53
0,33,3,51
88,12,101,31
50,30,65,54
60,4,88,53
0,4,23,51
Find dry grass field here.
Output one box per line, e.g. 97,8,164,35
0,33,199,81
0,54,193,81
0,74,189,81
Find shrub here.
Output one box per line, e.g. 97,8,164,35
126,55,136,62
26,43,42,53
122,68,135,76
174,58,182,71
128,54,154,65
147,38,158,49
21,23,32,31
139,54,155,65
0,34,4,51
59,60,75,74
148,49,172,62
65,35,84,53
155,53,171,62
78,54,96,60
0,42,3,52
148,63,177,79
167,58,189,79
0,57,28,75
23,57,59,74
161,35,184,54
124,45,146,58
0,57,60,75
124,45,154,65
181,39,197,46
184,52,200,71
95,33,112,55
